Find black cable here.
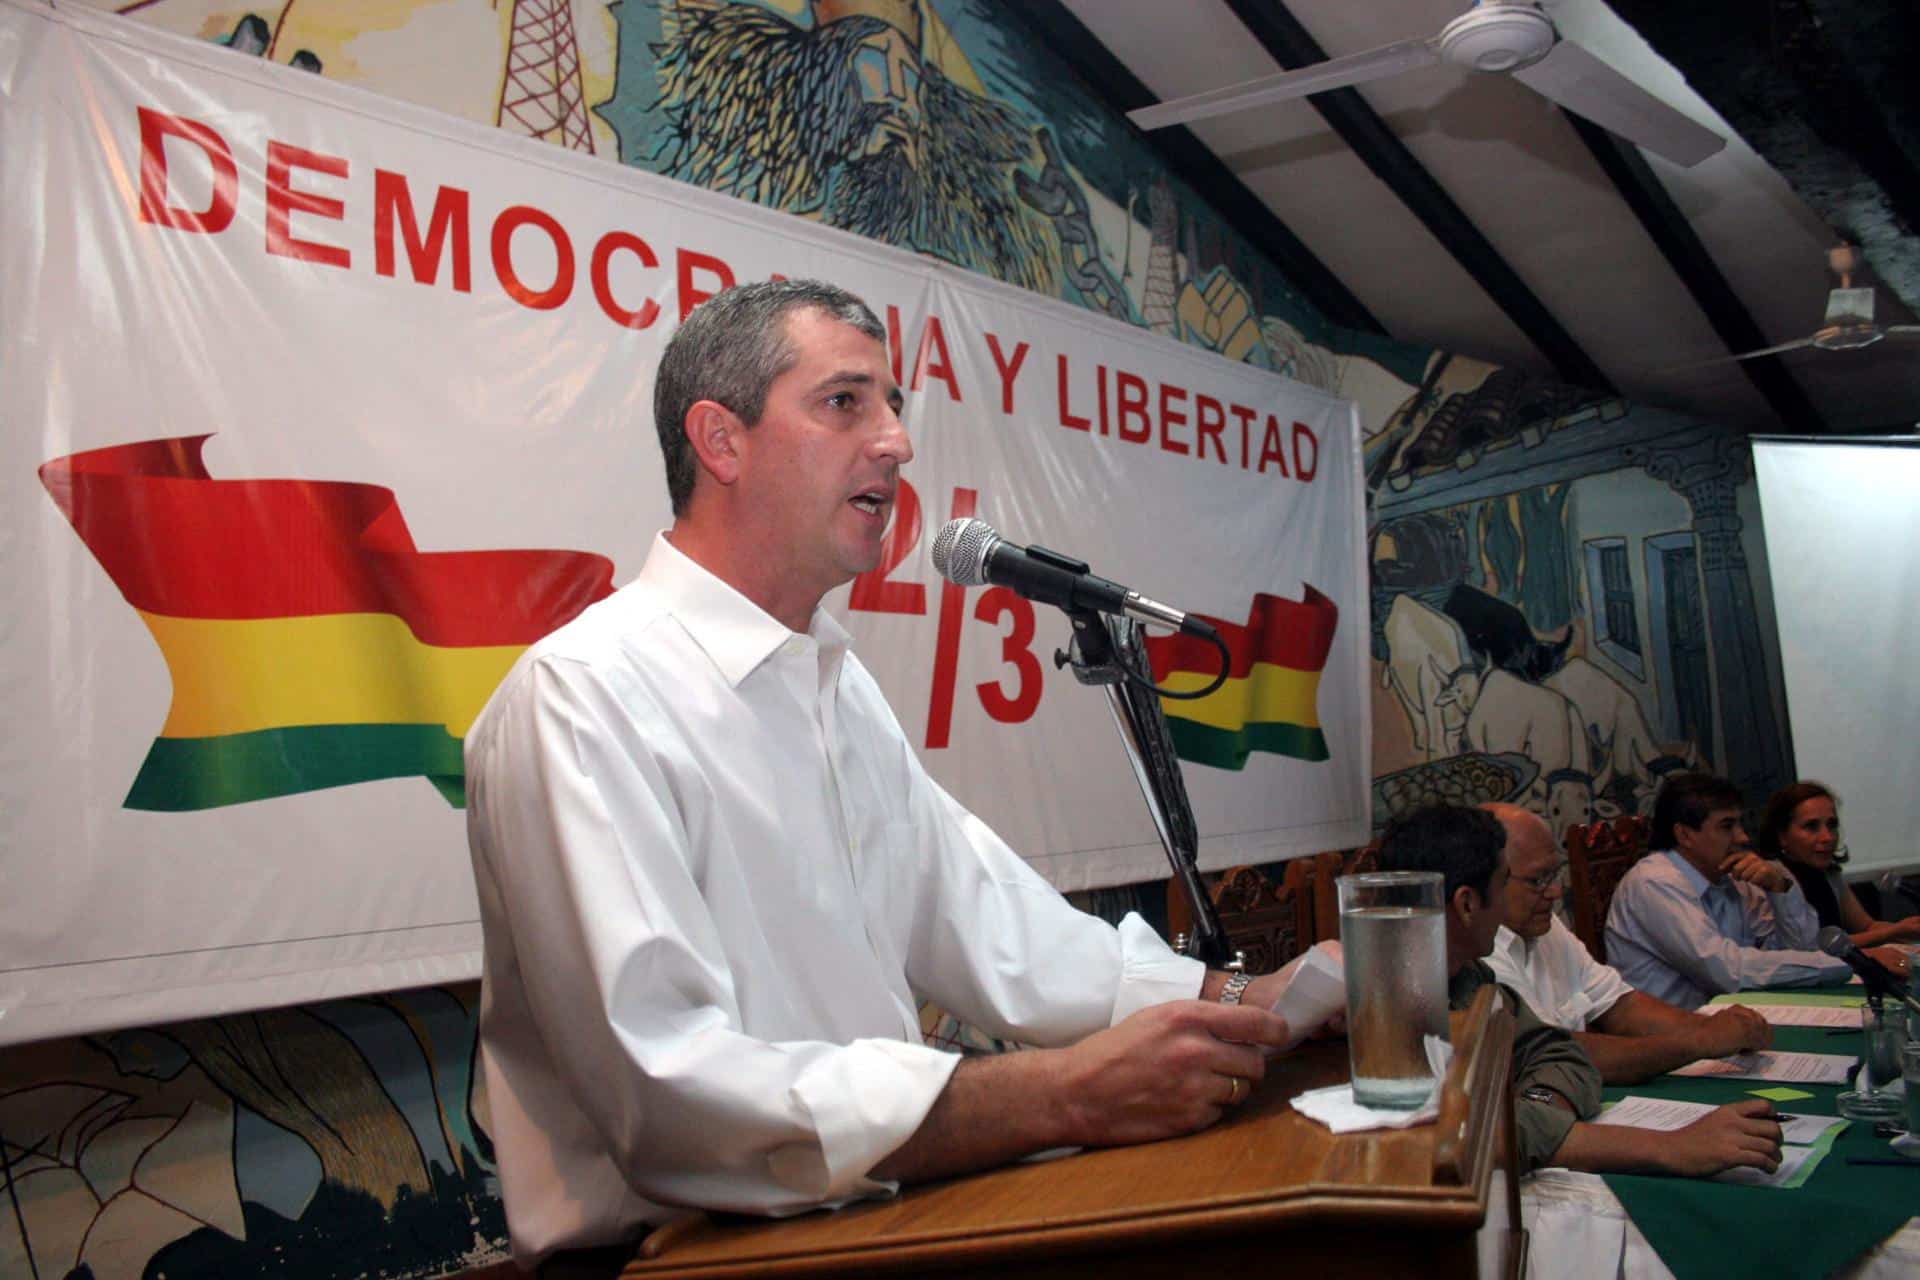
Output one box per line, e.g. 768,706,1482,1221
1124,626,1232,701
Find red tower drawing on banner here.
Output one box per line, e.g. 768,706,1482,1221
497,0,595,153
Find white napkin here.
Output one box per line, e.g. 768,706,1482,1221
1850,1063,1910,1097
1291,1035,1455,1133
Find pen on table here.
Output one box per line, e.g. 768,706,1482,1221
1844,1157,1920,1168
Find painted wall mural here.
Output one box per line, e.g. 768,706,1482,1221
2,987,504,1278
8,2,1792,1276
1358,356,1785,845
97,0,1411,396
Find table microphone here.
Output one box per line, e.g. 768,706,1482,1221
1817,926,1920,1016
930,517,1218,639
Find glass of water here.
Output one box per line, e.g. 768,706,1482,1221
1838,1001,1907,1122
1337,871,1448,1109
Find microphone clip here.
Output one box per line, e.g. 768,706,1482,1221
1023,544,1092,577
1058,606,1124,686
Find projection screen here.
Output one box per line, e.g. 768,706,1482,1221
1751,435,1920,879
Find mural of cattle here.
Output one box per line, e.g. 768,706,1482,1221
1458,668,1594,839
1545,656,1700,816
1443,583,1570,681
1381,593,1481,759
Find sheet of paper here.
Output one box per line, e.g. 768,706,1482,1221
1714,1142,1816,1188
1270,941,1346,1051
1670,1050,1857,1084
1749,1086,1815,1103
1777,1113,1848,1145
1595,1096,1844,1147
1593,1095,1718,1131
1738,1004,1864,1028
1711,991,1864,1009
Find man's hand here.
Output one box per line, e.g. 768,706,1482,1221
1659,1100,1783,1176
1239,969,1290,1013
1722,852,1794,894
1053,1000,1290,1148
1687,1004,1772,1058
1864,944,1911,980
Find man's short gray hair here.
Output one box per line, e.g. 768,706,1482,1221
653,279,885,514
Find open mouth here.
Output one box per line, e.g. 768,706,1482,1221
849,489,891,519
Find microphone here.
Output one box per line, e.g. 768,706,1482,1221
1817,926,1920,1015
930,518,1218,640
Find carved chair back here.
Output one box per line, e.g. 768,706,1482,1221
1565,815,1652,964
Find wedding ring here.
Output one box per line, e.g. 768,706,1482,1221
1227,1076,1243,1104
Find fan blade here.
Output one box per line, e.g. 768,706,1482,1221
1127,37,1438,132
1652,336,1817,373
1726,336,1818,362
1512,39,1725,167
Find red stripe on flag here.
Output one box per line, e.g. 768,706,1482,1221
1145,587,1339,680
40,436,614,646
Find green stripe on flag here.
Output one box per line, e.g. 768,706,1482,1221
1163,717,1329,771
125,724,467,811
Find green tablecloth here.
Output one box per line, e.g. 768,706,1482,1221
1600,986,1920,1280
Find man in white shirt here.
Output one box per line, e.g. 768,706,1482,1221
464,280,1294,1266
1605,773,1907,1010
1480,803,1770,1082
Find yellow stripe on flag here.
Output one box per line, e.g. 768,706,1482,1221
1157,661,1323,732
139,611,523,739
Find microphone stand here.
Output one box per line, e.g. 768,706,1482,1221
1056,607,1234,969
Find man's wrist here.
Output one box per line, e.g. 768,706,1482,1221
1682,1014,1727,1056
1521,1084,1575,1113
1218,971,1255,1005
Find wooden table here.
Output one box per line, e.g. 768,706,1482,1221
620,986,1521,1278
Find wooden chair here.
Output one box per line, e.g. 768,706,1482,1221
1565,814,1652,964
1310,846,1378,944
1166,861,1313,974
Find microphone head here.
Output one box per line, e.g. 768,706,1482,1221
1817,925,1852,958
931,517,999,586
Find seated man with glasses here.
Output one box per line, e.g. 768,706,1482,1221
1480,803,1772,1083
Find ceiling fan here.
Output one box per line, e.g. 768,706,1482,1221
1664,244,1920,370
1125,1,1725,168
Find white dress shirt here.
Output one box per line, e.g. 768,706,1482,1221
1484,917,1637,1032
464,533,1201,1262
1603,850,1848,1009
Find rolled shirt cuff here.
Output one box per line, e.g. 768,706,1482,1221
1110,912,1207,1025
773,1037,961,1206
1517,1099,1579,1174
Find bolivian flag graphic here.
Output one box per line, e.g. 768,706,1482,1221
39,437,614,810
1144,588,1339,770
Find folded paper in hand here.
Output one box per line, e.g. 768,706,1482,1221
1269,940,1346,1052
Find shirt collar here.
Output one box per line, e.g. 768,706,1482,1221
1659,848,1716,900
637,532,852,687
1494,923,1549,966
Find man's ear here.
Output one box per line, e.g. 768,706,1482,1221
1451,882,1481,925
684,399,745,488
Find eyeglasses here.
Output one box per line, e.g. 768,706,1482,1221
1518,860,1568,893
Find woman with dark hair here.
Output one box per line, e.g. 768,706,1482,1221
1755,782,1920,946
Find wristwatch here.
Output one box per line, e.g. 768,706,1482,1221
1219,971,1255,1005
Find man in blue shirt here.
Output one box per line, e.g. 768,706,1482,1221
1605,773,1908,1009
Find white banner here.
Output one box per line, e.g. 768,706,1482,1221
0,0,1368,1045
